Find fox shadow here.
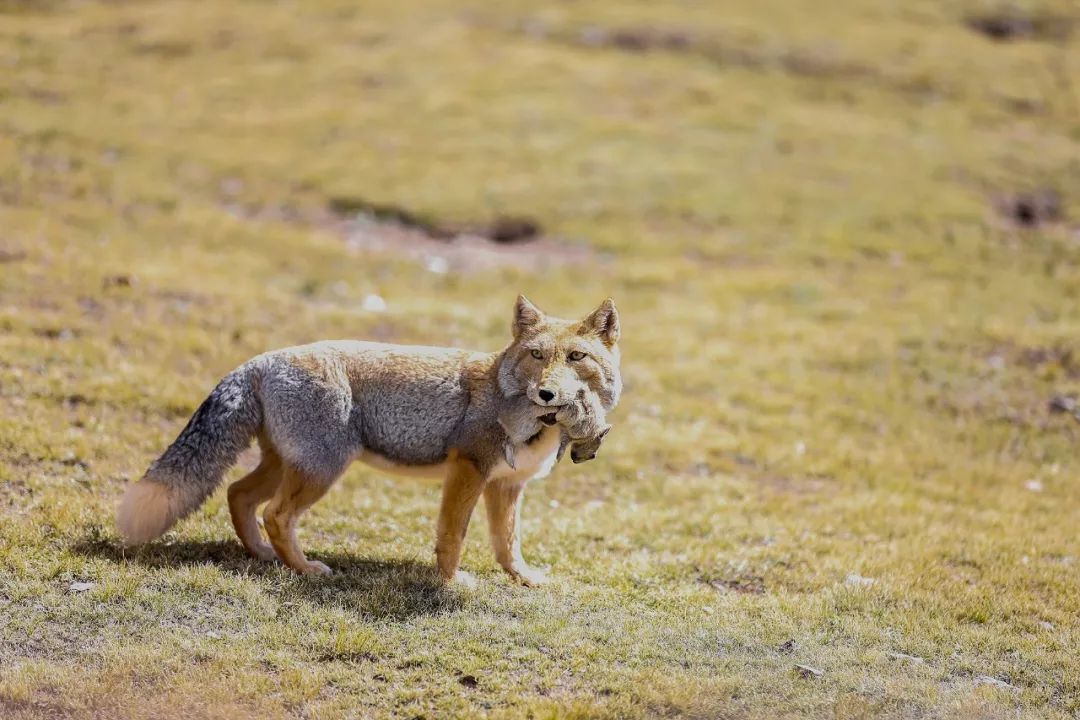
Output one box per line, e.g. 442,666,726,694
72,536,461,620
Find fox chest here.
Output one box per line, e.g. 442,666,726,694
487,425,562,483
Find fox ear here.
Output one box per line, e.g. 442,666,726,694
583,298,620,347
512,295,544,337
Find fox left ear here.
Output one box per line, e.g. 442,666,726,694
513,294,545,337
584,298,620,347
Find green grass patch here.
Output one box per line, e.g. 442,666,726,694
2,0,1079,717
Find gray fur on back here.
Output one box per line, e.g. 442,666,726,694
257,341,473,479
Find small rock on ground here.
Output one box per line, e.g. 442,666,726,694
795,664,823,679
975,675,1018,692
887,652,925,664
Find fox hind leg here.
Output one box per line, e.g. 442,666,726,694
262,464,336,575
227,442,283,561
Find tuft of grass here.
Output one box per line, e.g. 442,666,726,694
1,0,1079,717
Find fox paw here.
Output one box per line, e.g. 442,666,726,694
247,543,278,562
445,570,478,590
296,560,333,576
507,564,550,587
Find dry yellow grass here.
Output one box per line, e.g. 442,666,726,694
2,0,1079,717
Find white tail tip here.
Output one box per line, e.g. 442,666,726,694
116,480,182,545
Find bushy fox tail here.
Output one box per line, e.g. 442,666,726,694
117,365,262,544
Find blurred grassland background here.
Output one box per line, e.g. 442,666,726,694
1,0,1079,718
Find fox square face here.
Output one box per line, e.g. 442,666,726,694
497,295,622,412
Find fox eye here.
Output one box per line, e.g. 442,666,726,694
568,351,587,361
530,349,544,360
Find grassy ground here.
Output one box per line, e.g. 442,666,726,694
2,0,1080,717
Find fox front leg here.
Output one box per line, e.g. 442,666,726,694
435,459,486,589
483,479,549,587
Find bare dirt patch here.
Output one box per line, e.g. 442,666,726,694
994,188,1065,229
1015,345,1080,378
337,211,598,274
328,196,541,244
700,563,767,595
986,341,1080,380
708,576,767,595
513,20,874,81
1048,394,1080,421
224,192,603,273
966,11,1075,42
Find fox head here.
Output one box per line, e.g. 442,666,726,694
498,295,622,412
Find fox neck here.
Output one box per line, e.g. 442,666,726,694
494,346,522,400
490,424,562,482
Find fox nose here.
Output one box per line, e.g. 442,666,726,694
538,388,555,403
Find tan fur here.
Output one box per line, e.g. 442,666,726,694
118,297,622,586
355,450,453,480
485,479,547,586
434,455,487,584
262,464,334,575
226,443,282,561
116,480,190,545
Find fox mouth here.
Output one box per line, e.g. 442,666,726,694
539,412,558,426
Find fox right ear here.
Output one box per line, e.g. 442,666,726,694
512,295,544,337
583,297,620,347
